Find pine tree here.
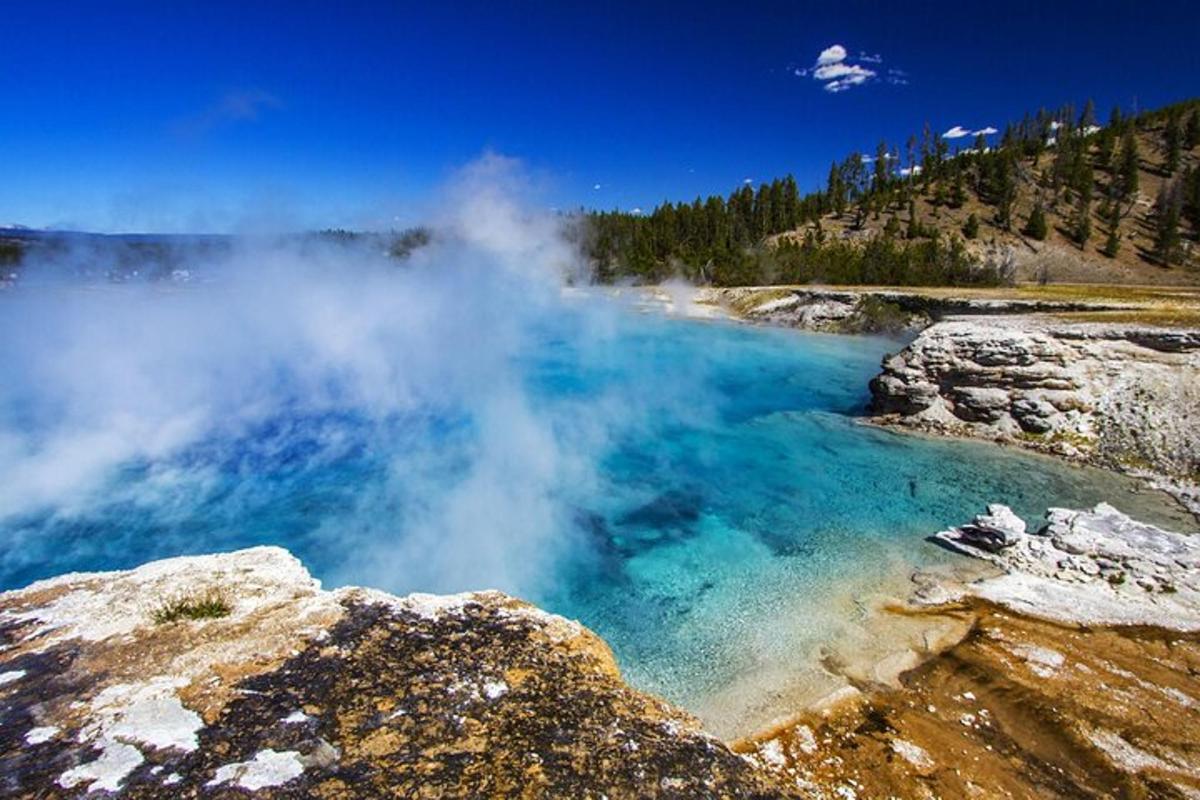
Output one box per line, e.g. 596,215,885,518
883,214,901,239
1079,99,1096,130
1118,130,1140,199
963,212,980,239
1072,195,1092,248
1102,224,1120,258
1186,111,1200,150
1165,110,1183,174
873,140,890,192
906,199,921,239
1101,197,1122,258
950,166,967,208
1153,183,1183,266
782,175,801,230
1096,127,1117,172
827,162,846,217
994,152,1018,230
1024,200,1048,241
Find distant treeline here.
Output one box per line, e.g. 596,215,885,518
0,227,433,283
315,227,432,259
580,97,1200,286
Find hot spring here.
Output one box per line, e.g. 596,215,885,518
0,231,1190,738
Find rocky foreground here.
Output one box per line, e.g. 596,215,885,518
0,550,786,798
2,503,1200,798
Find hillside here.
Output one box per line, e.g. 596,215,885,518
584,98,1200,287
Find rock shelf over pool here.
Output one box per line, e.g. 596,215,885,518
928,502,1200,629
0,548,790,798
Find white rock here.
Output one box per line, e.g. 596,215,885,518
25,726,59,745
207,748,305,791
889,738,934,771
934,504,1200,630
57,739,144,793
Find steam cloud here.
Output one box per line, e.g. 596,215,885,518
0,154,713,598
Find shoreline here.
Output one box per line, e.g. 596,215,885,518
3,499,1199,796
738,501,1200,796
653,283,1200,522
857,415,1200,527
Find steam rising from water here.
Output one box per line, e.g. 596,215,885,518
0,155,650,596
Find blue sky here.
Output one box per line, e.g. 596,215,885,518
2,0,1198,233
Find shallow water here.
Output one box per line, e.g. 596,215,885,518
0,293,1189,736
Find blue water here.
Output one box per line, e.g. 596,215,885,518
0,290,1189,734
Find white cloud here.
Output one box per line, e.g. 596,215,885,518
942,126,972,139
972,126,998,136
592,183,601,190
796,43,890,93
813,62,877,92
813,62,872,82
816,44,847,66
742,178,754,185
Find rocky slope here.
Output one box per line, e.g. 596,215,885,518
0,549,793,799
867,314,1200,513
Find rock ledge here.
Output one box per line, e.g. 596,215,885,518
0,548,793,798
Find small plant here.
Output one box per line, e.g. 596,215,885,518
1024,201,1048,241
962,212,980,239
152,590,232,624
1106,572,1126,586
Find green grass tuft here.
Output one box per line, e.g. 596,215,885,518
152,590,232,624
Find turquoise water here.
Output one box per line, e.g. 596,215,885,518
0,284,1189,734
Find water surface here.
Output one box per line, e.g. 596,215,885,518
0,294,1188,736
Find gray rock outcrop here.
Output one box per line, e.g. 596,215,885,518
869,315,1200,512
929,503,1200,629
